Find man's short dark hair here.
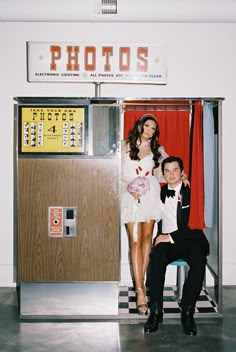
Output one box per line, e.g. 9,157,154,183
161,156,184,174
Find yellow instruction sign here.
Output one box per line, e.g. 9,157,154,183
21,106,86,153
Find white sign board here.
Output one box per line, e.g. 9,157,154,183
27,42,167,84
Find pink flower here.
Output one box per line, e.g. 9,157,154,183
127,175,150,202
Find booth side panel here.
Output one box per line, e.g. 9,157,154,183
17,158,120,282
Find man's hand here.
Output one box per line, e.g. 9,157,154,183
154,234,170,246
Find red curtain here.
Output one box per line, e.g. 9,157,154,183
123,109,190,176
188,102,205,229
123,103,205,229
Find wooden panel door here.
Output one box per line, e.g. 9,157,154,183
18,158,120,282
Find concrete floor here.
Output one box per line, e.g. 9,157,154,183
0,286,235,352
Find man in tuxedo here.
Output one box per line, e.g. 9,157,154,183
144,156,209,336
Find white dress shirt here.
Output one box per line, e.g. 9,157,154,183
162,182,182,243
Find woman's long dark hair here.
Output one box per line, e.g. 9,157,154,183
126,114,161,169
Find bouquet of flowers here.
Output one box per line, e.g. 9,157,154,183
127,169,150,203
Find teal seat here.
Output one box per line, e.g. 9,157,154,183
170,259,189,302
171,259,188,267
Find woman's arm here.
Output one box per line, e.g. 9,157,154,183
153,145,169,183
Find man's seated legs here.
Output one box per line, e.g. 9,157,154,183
145,241,207,335
180,242,207,336
145,242,177,333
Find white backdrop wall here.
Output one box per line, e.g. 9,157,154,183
0,22,235,286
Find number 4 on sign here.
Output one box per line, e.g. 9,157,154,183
48,125,57,133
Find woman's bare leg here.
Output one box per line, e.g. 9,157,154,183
126,222,147,313
142,220,155,282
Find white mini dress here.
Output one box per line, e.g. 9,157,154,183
121,142,167,227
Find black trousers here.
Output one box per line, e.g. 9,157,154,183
149,240,207,313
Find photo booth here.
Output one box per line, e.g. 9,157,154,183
14,96,223,318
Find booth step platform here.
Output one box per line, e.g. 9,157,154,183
19,283,220,320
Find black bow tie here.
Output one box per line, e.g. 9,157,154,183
166,189,176,198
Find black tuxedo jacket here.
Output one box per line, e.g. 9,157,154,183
157,184,210,255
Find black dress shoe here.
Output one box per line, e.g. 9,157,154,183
144,312,163,333
181,306,197,336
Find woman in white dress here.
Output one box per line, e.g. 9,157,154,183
121,114,168,315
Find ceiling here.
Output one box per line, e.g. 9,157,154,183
0,0,236,23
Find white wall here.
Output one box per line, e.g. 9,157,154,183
0,21,235,286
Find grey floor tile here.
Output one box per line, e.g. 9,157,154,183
0,286,235,352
